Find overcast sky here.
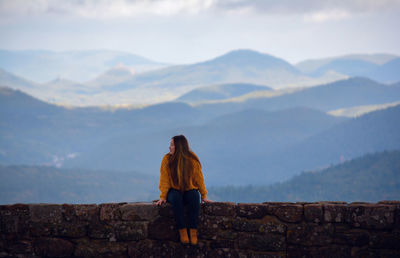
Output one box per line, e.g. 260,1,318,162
0,0,399,64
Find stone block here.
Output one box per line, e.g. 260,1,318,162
54,222,87,238
113,221,148,241
148,216,177,241
28,204,89,238
4,240,33,254
232,216,286,235
158,203,174,218
348,204,395,229
268,203,303,223
88,222,114,240
304,204,323,223
207,248,239,258
369,230,400,249
350,246,375,257
0,204,30,238
29,204,63,223
287,245,351,258
99,203,123,221
395,204,400,229
210,239,235,249
323,204,347,223
238,232,286,252
217,230,239,240
34,237,74,257
62,204,98,222
236,203,269,219
202,202,236,217
333,225,369,246
74,238,127,257
259,216,286,234
30,220,87,238
232,218,262,232
119,202,158,221
128,239,208,258
287,222,334,246
29,204,78,237
198,215,235,240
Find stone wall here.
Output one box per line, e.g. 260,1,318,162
1,201,400,257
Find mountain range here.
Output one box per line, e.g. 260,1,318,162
5,49,399,106
1,75,400,185
193,77,400,117
2,149,398,204
1,48,400,203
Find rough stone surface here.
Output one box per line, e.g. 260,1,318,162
287,222,335,246
267,203,303,223
348,203,395,229
119,203,158,221
323,203,347,223
34,237,74,257
202,202,236,217
236,203,269,219
238,232,286,251
1,201,399,257
304,203,323,223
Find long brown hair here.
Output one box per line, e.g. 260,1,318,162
168,135,201,191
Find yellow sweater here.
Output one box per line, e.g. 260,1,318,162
159,153,207,200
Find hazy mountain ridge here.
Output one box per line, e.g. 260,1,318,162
193,77,400,117
0,49,349,106
296,55,400,83
1,149,398,204
0,49,165,83
262,104,400,182
176,83,272,103
296,53,398,73
209,150,400,203
0,164,158,204
1,76,400,186
328,101,400,117
1,49,399,106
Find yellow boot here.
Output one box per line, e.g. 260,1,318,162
179,228,189,244
189,228,198,245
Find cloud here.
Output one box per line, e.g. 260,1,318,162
1,0,400,20
0,0,215,19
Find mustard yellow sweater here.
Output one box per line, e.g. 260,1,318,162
159,153,207,200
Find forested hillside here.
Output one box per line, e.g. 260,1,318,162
209,150,400,203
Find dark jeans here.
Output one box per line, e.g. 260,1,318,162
166,188,200,229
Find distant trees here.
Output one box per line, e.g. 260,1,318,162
209,150,400,203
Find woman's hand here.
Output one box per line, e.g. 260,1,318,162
202,198,213,203
155,199,167,206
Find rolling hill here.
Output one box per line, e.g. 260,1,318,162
296,53,397,72
2,50,399,106
62,107,347,184
194,77,400,117
209,150,400,203
1,83,400,186
85,49,346,106
176,83,272,103
260,104,400,182
0,68,38,92
0,164,158,204
0,86,202,166
367,58,400,83
296,54,400,83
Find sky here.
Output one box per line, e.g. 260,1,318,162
0,0,400,64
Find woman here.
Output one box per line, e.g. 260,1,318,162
155,135,211,245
